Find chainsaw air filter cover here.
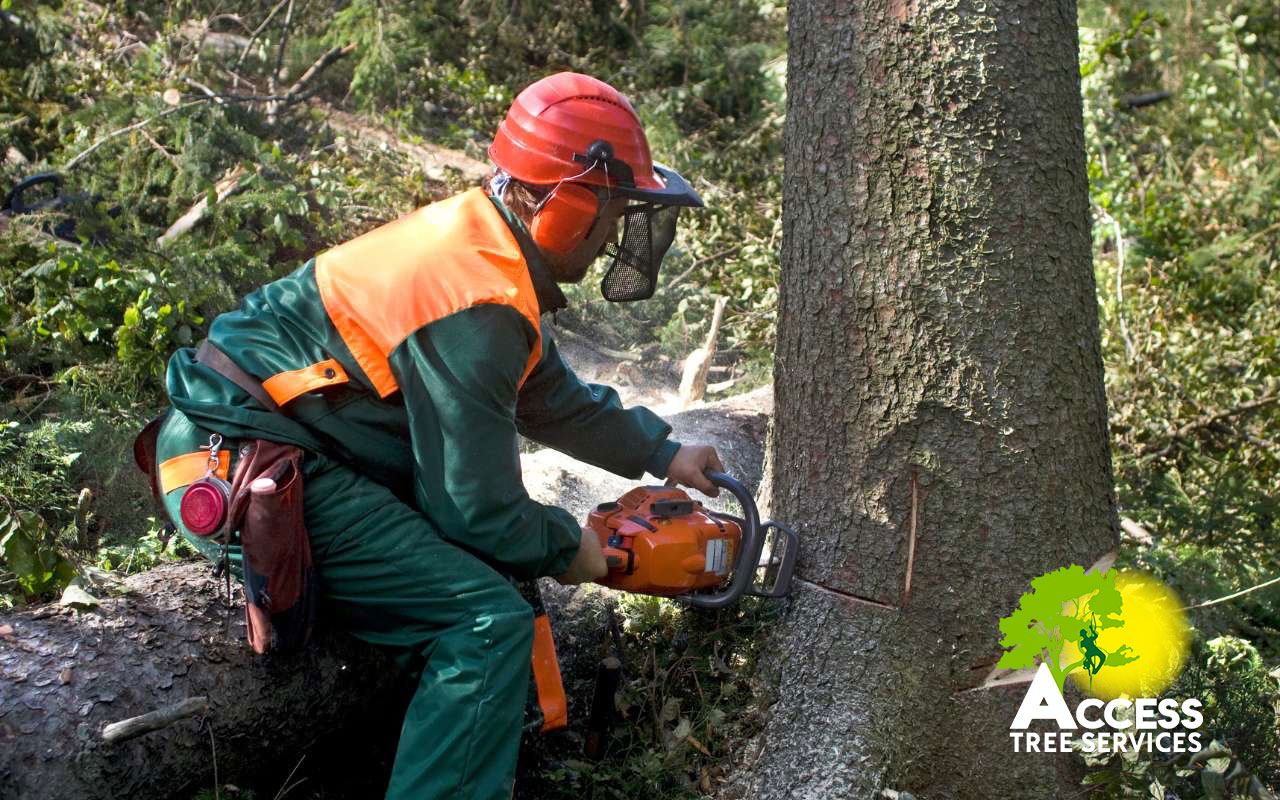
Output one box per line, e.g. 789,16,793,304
588,485,741,597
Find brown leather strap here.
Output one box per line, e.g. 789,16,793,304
132,410,170,506
195,340,282,414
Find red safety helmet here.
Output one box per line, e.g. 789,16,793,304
489,72,702,302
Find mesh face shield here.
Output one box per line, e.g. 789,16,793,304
600,203,681,302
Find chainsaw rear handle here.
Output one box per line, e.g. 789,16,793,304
685,470,764,609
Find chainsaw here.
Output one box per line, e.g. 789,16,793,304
525,472,797,740
587,471,798,607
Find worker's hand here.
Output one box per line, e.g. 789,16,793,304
665,444,724,497
555,528,608,585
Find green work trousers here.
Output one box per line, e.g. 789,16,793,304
157,409,533,800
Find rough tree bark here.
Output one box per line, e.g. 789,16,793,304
741,1,1117,798
0,389,772,800
0,563,396,800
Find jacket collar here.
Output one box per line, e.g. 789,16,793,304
486,193,568,316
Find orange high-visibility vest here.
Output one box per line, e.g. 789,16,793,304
315,188,544,398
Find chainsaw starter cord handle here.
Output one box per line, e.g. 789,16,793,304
686,470,764,609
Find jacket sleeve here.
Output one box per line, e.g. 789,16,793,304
388,304,582,580
516,320,681,480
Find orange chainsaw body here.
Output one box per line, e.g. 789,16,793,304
587,486,740,596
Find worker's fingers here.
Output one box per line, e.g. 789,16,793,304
693,469,719,497
694,451,720,497
709,448,725,474
665,444,721,497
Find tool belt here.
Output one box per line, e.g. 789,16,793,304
135,343,565,729
133,341,316,655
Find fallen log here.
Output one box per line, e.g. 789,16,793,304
0,388,772,800
0,562,396,800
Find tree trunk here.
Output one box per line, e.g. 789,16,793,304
743,1,1117,797
0,389,772,800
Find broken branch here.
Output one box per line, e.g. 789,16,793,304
102,696,209,744
156,164,251,247
1138,393,1278,458
268,43,356,124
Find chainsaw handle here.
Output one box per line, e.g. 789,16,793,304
685,471,764,609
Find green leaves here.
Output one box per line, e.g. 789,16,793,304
0,511,78,601
1083,1,1279,667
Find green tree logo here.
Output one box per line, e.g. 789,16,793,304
997,565,1140,692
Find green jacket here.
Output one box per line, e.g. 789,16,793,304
165,190,679,580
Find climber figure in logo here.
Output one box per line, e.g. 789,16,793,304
1080,617,1108,678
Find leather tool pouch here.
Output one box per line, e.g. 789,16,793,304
227,440,317,655
132,337,318,656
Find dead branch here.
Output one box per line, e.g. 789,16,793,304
268,43,356,124
706,377,738,394
1138,393,1279,458
156,165,251,247
185,77,224,105
1119,517,1153,545
287,43,357,97
102,696,209,744
678,296,729,409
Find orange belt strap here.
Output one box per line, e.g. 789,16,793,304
159,450,230,494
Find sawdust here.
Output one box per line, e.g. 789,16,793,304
528,328,773,521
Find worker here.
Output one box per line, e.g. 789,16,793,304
145,71,724,799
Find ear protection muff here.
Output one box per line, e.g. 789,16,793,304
529,182,601,256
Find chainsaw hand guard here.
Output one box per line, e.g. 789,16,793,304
685,472,767,608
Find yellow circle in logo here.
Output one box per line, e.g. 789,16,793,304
1063,571,1191,700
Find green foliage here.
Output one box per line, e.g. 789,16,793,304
1081,0,1280,658
0,510,77,602
520,594,779,799
0,417,85,528
96,519,195,575
1078,635,1280,798
0,415,94,604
